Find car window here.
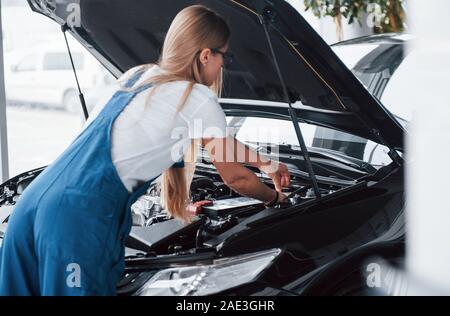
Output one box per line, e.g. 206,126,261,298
380,51,417,125
332,40,411,128
227,116,392,168
42,52,84,71
15,54,38,72
333,43,406,99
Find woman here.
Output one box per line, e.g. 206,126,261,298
0,5,290,296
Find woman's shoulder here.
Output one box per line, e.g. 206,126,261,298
162,80,217,103
190,83,218,102
118,64,158,85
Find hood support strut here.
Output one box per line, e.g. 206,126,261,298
62,24,89,121
258,6,321,199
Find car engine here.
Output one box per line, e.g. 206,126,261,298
130,175,265,227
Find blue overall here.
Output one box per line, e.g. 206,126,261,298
0,69,183,295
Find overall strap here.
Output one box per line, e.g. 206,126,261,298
123,66,148,88
127,157,184,209
172,159,185,168
123,66,158,96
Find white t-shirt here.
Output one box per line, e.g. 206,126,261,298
82,65,228,192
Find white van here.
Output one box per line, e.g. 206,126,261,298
4,41,115,112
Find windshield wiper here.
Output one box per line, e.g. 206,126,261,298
243,140,373,174
258,4,321,199
294,145,376,174
242,141,364,181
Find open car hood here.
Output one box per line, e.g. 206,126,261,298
27,0,405,150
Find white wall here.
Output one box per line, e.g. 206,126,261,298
406,0,450,293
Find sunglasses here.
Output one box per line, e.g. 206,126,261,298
210,48,234,68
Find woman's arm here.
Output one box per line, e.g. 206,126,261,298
230,137,291,191
201,137,288,204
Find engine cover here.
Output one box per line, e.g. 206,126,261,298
201,196,265,219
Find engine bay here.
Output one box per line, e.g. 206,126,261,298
126,163,343,257
130,174,334,227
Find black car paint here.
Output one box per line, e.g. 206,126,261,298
117,160,403,295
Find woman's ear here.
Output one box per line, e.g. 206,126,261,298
199,48,211,66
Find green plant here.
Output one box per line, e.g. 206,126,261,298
303,0,406,41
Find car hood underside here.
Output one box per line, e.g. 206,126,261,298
27,0,405,150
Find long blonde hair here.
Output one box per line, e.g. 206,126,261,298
120,5,230,223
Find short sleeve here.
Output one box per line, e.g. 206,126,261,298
188,96,228,139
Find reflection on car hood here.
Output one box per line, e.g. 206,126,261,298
27,0,405,150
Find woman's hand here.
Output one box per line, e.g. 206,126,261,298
202,137,291,205
259,160,291,193
263,190,289,209
277,191,288,203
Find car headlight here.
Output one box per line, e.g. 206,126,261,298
136,248,281,296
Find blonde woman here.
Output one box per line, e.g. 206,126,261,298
0,5,290,296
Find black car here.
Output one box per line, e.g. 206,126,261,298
0,0,406,296
331,33,412,126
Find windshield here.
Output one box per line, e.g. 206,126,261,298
226,116,392,168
